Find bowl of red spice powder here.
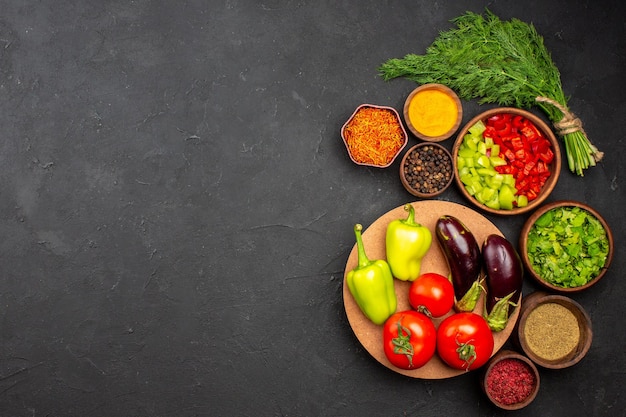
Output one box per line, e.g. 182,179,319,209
341,104,408,168
482,350,540,410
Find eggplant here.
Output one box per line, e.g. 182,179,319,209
482,234,524,332
435,215,482,312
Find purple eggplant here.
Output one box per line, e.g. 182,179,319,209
435,215,483,312
482,234,524,332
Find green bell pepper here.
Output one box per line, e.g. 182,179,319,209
385,204,432,281
346,224,397,325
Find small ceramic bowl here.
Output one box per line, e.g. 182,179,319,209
452,107,561,215
399,142,454,197
519,200,613,293
403,84,462,142
341,104,408,168
515,292,592,369
482,349,540,410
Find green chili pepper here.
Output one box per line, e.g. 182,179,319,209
385,204,433,281
346,224,397,325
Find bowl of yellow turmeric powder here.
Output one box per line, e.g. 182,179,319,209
403,84,463,142
341,104,408,168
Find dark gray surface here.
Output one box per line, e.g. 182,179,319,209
0,1,624,416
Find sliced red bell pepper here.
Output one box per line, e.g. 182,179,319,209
483,113,555,202
512,115,525,130
510,136,525,151
520,126,537,141
523,160,536,176
539,148,554,164
503,148,516,162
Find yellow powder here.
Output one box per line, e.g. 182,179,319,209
523,302,580,361
408,89,458,137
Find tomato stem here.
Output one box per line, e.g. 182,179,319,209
392,321,414,367
455,336,477,370
416,305,433,318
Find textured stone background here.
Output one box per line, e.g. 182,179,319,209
0,1,624,416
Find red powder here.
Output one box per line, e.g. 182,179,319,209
486,358,536,405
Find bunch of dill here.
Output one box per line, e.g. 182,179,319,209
379,9,602,176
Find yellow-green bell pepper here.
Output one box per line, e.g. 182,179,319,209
385,204,432,281
346,224,397,325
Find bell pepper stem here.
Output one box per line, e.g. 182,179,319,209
400,202,427,228
403,203,416,225
354,224,371,269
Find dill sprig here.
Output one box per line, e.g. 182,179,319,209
379,9,602,176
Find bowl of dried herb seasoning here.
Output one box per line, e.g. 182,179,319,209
482,350,540,410
400,142,454,197
519,200,613,292
515,292,592,369
341,104,408,168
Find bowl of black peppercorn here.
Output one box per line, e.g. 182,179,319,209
400,142,454,198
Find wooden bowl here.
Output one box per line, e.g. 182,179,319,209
399,142,454,198
482,349,540,410
515,292,592,369
403,84,462,142
519,200,613,293
452,107,561,215
341,104,408,168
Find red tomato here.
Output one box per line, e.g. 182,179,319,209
437,312,494,371
382,310,437,370
409,273,454,318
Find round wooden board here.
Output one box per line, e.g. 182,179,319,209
343,200,521,379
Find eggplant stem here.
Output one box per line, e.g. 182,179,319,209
485,291,518,332
454,278,485,312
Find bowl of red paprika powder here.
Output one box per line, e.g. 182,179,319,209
482,350,540,410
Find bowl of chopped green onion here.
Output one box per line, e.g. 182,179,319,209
452,107,561,215
519,201,614,293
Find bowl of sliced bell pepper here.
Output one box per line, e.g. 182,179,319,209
452,107,561,216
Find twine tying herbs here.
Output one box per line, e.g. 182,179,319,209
535,96,604,168
535,96,584,136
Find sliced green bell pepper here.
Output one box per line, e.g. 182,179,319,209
385,204,432,281
346,224,397,325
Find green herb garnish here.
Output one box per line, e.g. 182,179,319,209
526,206,609,288
378,9,603,176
